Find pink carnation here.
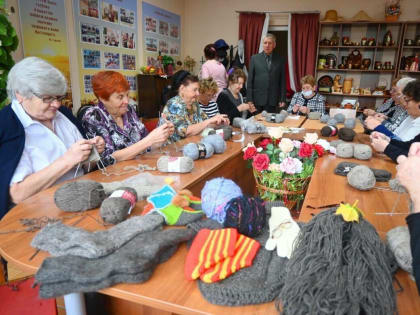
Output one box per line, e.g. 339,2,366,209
279,157,303,175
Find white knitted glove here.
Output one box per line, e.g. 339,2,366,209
265,207,300,259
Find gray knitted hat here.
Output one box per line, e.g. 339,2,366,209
187,201,288,306
35,228,194,298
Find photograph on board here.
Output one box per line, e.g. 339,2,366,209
82,49,101,69
145,37,157,52
122,54,136,70
80,22,100,44
104,52,120,69
103,26,120,47
159,40,168,54
84,74,93,93
170,24,179,39
102,1,119,23
159,20,169,36
122,31,136,49
120,8,135,27
80,0,99,19
145,16,157,33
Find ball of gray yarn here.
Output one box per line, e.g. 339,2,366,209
353,144,372,160
202,134,227,154
320,114,330,123
344,118,356,129
327,118,337,126
336,143,354,158
218,125,233,140
275,113,286,123
389,178,407,193
183,142,214,160
308,112,321,120
246,122,267,134
232,117,245,128
157,156,194,173
265,115,273,122
100,187,137,224
347,165,376,190
54,180,106,212
334,113,346,123
330,139,344,148
280,110,288,117
386,226,413,274
261,110,268,118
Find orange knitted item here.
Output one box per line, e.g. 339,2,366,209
185,228,237,280
200,234,261,283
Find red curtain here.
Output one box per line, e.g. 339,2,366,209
239,13,266,68
291,13,320,91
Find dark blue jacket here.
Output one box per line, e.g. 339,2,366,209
0,104,85,220
406,212,420,295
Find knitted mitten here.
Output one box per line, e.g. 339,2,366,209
185,228,237,280
265,207,300,259
35,228,194,298
31,215,164,258
200,233,260,283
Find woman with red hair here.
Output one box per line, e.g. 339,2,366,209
82,71,174,166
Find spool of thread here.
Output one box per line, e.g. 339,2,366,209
327,118,337,127
232,117,245,128
321,125,337,137
201,177,243,223
54,180,106,212
157,156,194,173
320,114,330,124
353,144,372,160
215,125,233,140
100,187,138,224
334,113,346,123
275,113,287,123
224,196,266,237
338,128,356,142
201,128,216,137
183,142,214,160
202,134,227,154
344,118,356,129
308,112,321,120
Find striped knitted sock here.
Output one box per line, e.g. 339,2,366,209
185,228,237,280
200,234,260,283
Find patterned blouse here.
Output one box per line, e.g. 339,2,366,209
287,92,326,114
162,95,208,143
81,102,148,166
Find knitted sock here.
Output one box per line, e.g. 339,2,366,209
185,228,238,280
200,233,260,283
146,185,176,210
31,215,164,258
35,228,193,298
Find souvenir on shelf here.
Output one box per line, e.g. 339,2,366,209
342,37,351,46
320,38,331,46
404,39,414,46
416,36,420,46
361,37,368,46
332,75,343,94
385,0,401,22
325,54,337,69
343,78,353,94
330,32,340,46
361,58,371,70
383,30,394,46
409,54,419,72
318,75,334,93
347,49,362,69
367,38,376,46
318,55,327,69
374,61,383,70
360,88,372,96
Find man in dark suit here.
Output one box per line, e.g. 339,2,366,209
247,34,286,113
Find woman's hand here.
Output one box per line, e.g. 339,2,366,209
146,122,174,145
207,114,230,126
237,103,250,112
363,108,376,116
292,104,299,113
374,113,387,122
299,106,309,114
364,116,381,130
91,136,105,154
370,131,390,142
63,139,93,165
371,137,389,153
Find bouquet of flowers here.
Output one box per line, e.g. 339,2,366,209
243,132,325,208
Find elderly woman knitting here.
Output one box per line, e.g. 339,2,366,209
82,71,174,166
0,57,104,219
162,73,229,143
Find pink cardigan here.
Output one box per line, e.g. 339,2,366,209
201,60,227,99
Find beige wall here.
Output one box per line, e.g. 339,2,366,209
184,0,420,73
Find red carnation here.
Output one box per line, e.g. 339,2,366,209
259,138,272,150
252,153,270,171
243,146,257,160
314,144,324,157
298,142,313,158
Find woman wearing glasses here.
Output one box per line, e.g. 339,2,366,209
81,71,175,166
370,79,420,161
0,57,105,219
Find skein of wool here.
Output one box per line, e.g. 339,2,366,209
261,110,268,118
320,125,337,137
275,114,287,123
347,165,376,190
223,196,266,237
308,112,321,120
201,177,243,223
54,180,106,212
100,187,138,224
338,127,356,142
336,143,354,158
201,128,216,137
320,114,330,123
353,144,372,160
277,208,397,315
280,110,288,117
215,125,233,140
232,117,245,128
157,156,194,173
202,134,227,154
327,118,337,126
183,142,214,160
333,113,345,123
344,118,356,129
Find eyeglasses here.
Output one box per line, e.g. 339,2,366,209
403,96,413,103
33,93,67,104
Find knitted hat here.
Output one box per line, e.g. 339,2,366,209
223,196,266,237
334,161,391,182
338,128,356,142
188,202,288,306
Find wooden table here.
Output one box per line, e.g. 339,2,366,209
300,134,420,315
0,133,281,315
302,119,365,133
254,113,306,128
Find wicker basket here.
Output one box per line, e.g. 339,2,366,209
253,168,311,210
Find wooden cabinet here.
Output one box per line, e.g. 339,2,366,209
398,22,420,77
137,74,171,118
315,21,405,109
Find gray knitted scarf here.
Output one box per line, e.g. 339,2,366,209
277,208,398,315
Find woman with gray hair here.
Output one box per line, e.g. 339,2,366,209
0,57,104,219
